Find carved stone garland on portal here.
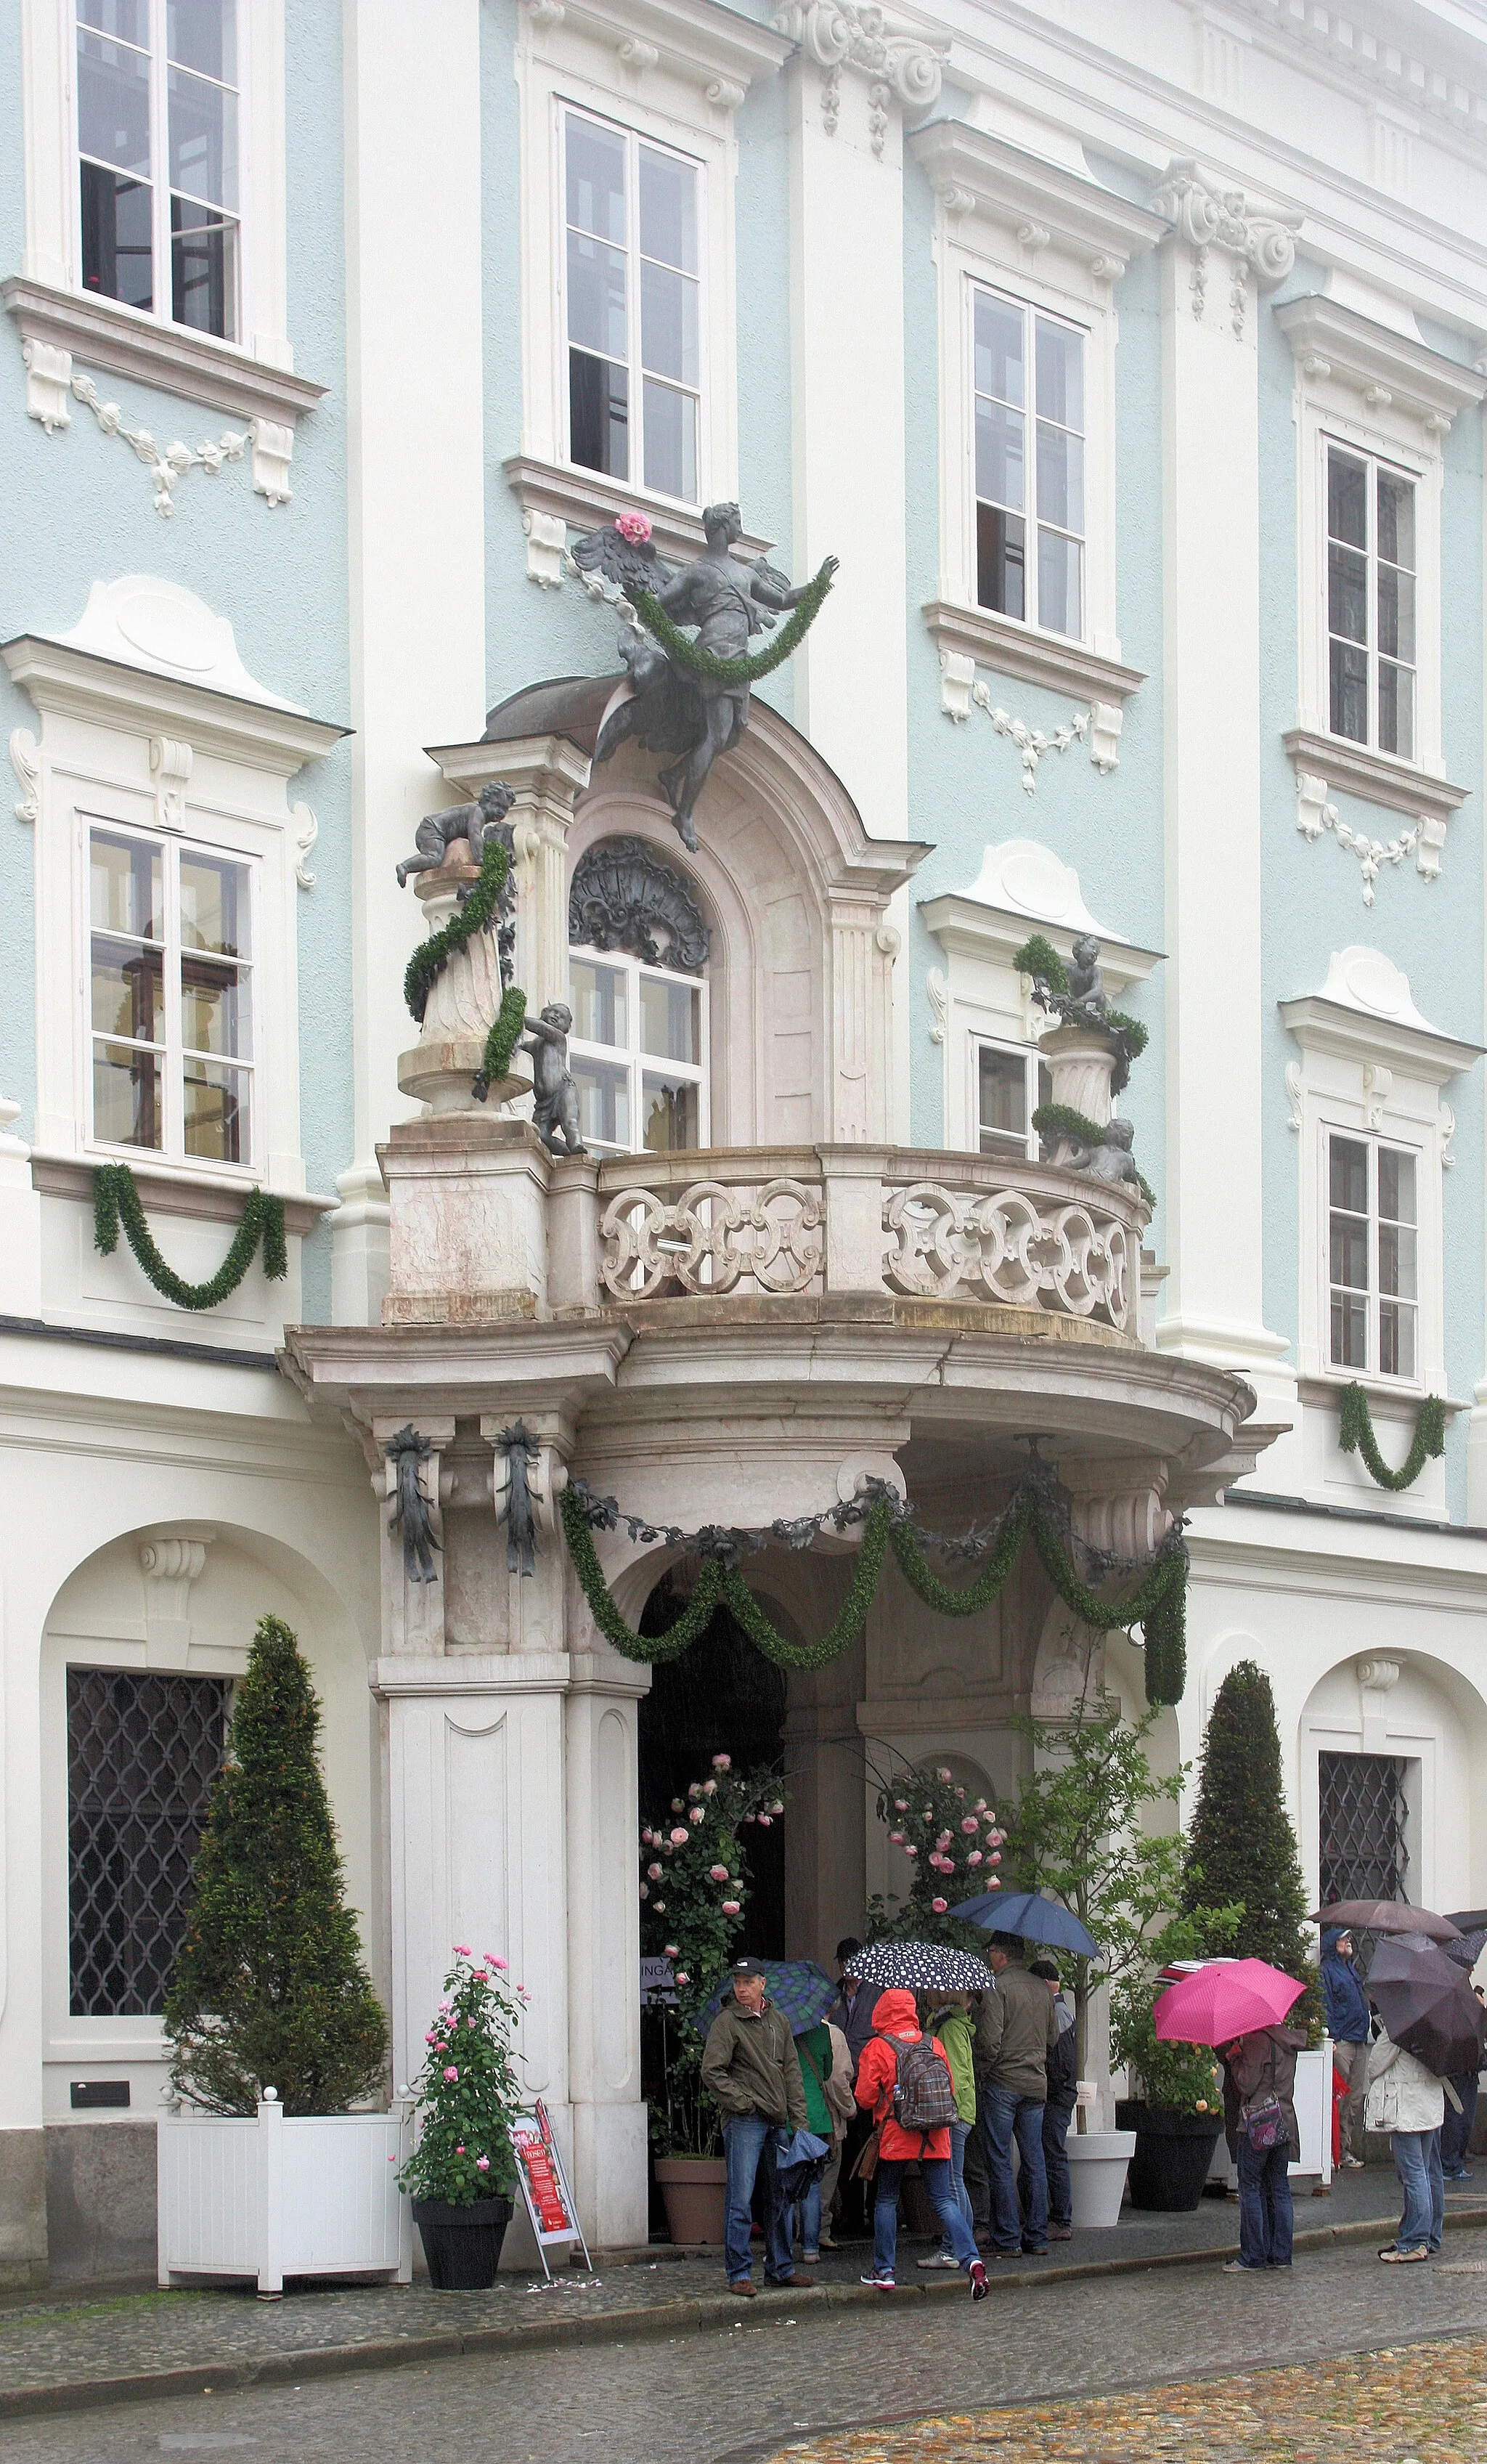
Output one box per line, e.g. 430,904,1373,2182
568,837,712,975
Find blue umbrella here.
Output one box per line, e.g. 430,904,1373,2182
698,1958,837,2036
950,1887,1099,1961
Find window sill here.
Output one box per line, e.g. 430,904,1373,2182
1283,728,1470,827
505,454,774,587
1297,1373,1464,1419
31,1150,337,1239
923,600,1146,707
2,278,327,426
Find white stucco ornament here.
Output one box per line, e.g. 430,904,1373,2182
1319,946,1435,1035
959,840,1126,942
57,577,303,711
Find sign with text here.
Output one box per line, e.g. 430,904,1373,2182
511,2101,592,2277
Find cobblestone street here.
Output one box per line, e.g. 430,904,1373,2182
4,2239,1487,2463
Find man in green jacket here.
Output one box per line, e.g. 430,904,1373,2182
701,1956,814,2296
974,1935,1062,2257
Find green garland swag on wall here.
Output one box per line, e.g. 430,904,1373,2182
1338,1382,1448,1493
562,1479,1189,1707
1032,1103,1157,1213
401,832,529,1102
93,1163,287,1312
630,561,835,689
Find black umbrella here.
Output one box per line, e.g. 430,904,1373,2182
1443,1926,1487,1973
1368,1935,1485,2077
852,1940,993,1995
1312,1898,1460,1943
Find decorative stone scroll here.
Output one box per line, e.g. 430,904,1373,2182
568,835,711,973
881,1181,1136,1330
598,1176,823,1298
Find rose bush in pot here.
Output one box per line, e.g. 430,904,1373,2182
399,1950,527,2287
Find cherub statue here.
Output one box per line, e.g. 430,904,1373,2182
522,1004,586,1156
385,1425,440,1584
494,1422,543,1578
1057,1113,1144,1192
396,781,514,888
570,504,837,851
1064,934,1109,1022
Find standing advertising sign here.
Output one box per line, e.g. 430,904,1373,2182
510,2100,593,2279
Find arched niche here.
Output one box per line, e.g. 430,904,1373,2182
1297,1648,1487,1922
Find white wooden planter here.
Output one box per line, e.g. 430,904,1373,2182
158,2091,413,2293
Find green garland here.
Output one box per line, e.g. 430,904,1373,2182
404,834,523,1026
474,987,531,1105
93,1162,287,1311
1338,1381,1448,1493
630,561,835,688
563,1478,1189,1707
1032,1103,1156,1212
1011,939,1149,1095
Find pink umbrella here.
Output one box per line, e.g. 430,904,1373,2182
1153,1958,1304,2046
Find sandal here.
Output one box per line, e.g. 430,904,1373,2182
1379,2244,1429,2262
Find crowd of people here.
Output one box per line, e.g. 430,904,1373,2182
698,1925,1487,2294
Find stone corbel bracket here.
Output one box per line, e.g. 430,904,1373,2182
1151,159,1301,340
772,0,946,154
939,651,1120,784
139,1530,215,1670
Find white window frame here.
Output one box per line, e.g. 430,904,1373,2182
1321,437,1419,765
516,9,744,521
568,941,710,1158
558,103,706,511
1324,1125,1421,1383
83,813,261,1174
970,1031,1050,1165
70,0,249,345
966,282,1088,645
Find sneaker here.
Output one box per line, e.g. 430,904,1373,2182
916,2251,961,2269
860,2273,895,2289
1444,2168,1474,2183
969,2260,988,2302
730,2279,756,2298
1222,2259,1261,2272
1340,2154,1364,2170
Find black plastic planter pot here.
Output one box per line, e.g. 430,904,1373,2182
1115,2102,1224,2213
412,2194,513,2288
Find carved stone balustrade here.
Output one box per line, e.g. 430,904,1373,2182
595,1150,825,1301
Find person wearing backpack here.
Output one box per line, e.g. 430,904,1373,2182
852,1988,988,2297
916,1992,977,2269
1220,2022,1305,2271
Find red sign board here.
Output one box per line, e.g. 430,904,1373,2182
511,2101,580,2243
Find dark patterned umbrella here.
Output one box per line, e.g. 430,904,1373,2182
1369,1935,1484,2077
852,1940,993,1994
698,1959,837,2036
1444,1927,1487,1972
1311,1899,1459,1944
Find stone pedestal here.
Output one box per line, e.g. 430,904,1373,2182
396,851,532,1119
1040,1022,1120,1166
380,1116,551,1325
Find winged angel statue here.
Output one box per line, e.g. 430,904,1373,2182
570,501,836,852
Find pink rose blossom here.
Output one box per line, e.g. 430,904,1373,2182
387,2153,396,2162
888,1831,905,1845
616,511,652,545
903,1845,918,1858
438,1998,452,2012
988,1876,1001,1890
648,1863,664,1879
757,1814,772,1827
937,1766,953,1782
936,1831,953,1851
653,1901,666,1913
709,1863,730,1881
675,1971,690,1985
702,1778,717,1794
664,1945,680,1958
689,1807,706,1824
966,1850,983,1867
932,1898,948,1914
688,1783,702,1800
444,2066,459,2082
639,1884,649,1899
712,1754,731,1770
955,1787,965,1800
961,1816,979,1834
456,2144,466,2154
491,1956,508,1971
453,1943,471,1957
722,1900,741,1916
894,1799,908,1812
671,1827,690,1845
476,2156,490,2171
989,1851,1001,1864
767,1801,784,1816
671,1799,685,1813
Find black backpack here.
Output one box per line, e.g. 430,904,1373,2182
876,2030,958,2132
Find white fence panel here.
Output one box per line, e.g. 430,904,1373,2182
157,2115,258,2283
280,2113,409,2275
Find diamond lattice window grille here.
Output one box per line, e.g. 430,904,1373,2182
1318,1749,1411,1913
68,1669,229,2018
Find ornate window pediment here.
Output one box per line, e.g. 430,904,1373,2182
568,834,712,973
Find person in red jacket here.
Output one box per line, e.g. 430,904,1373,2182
853,1988,987,2297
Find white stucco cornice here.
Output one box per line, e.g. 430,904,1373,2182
773,0,947,110
523,0,791,99
1279,946,1483,1084
910,119,1166,281
1275,292,1487,431
919,839,1162,997
1215,0,1487,147
1,278,326,426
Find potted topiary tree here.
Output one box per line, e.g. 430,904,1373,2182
1111,1918,1231,2212
158,1615,402,2294
399,1951,527,2286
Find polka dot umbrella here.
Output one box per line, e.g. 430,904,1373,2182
851,1940,993,1995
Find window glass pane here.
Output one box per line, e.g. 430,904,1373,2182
1035,421,1083,535
1329,1214,1369,1291
1037,529,1083,639
1378,662,1414,761
167,0,236,81
1380,1301,1417,1381
977,1049,1027,1152
642,378,697,503
1378,1220,1417,1304
569,958,627,1049
973,294,1024,406
566,232,627,361
639,147,698,275
79,1,151,39
93,941,164,1044
171,197,237,338
640,975,698,1063
78,27,152,176
94,1041,162,1149
182,957,250,1060
974,399,1024,512
640,261,699,389
1034,320,1083,431
569,351,628,480
168,64,236,208
642,1071,699,1153
1329,638,1369,744
91,832,162,940
1328,541,1367,645
183,1057,247,1162
566,117,626,243
1378,1148,1416,1227
573,1054,630,1149
1331,1290,1368,1369
1329,1137,1369,1216
81,162,153,309
1377,470,1414,572
1328,450,1367,550
1376,561,1414,667
976,505,1025,620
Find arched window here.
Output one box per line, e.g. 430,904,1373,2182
566,834,712,1158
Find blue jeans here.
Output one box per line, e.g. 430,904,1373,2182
982,2083,1048,2253
722,2114,797,2284
1236,2131,1293,2266
1393,2127,1445,2253
785,2177,821,2258
872,2155,979,2281
937,2118,974,2251
1043,2099,1075,2229
1442,2074,1478,2174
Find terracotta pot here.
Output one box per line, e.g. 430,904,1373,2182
412,2194,513,2288
654,2155,728,2245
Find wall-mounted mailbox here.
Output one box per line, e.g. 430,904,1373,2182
70,2080,130,2109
